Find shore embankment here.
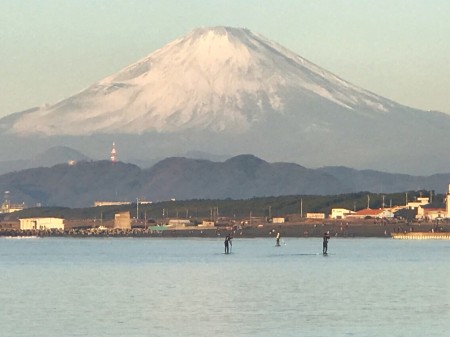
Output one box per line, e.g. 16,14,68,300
1,221,448,238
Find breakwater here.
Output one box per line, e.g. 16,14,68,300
2,222,448,238
391,232,450,240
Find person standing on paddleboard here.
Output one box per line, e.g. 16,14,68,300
323,231,330,254
224,234,232,254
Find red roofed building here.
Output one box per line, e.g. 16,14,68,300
346,208,394,219
417,205,446,220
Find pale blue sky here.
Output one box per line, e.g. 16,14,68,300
1,0,449,117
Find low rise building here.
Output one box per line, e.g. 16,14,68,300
306,213,325,219
200,220,215,227
0,220,20,230
168,219,191,228
114,211,131,229
19,217,64,230
407,197,430,210
330,208,354,219
417,203,446,220
346,208,394,219
418,207,445,221
94,201,131,207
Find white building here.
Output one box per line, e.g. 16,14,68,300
200,220,215,227
346,208,394,219
306,213,325,219
330,208,354,219
446,184,450,217
114,211,131,229
407,197,430,209
168,219,191,228
94,201,131,207
19,217,64,230
417,206,445,220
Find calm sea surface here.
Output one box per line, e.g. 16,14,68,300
0,237,449,337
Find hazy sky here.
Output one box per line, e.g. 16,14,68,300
1,0,449,118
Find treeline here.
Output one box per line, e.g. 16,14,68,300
3,190,439,221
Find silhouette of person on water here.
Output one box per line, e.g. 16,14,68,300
224,234,232,254
276,232,281,246
323,231,330,254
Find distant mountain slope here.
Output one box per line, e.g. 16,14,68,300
1,27,450,174
0,146,90,175
140,155,344,200
2,27,400,136
0,155,449,208
317,166,448,193
0,161,141,208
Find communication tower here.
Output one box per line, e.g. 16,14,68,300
110,142,117,163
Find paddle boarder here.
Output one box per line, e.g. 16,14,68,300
276,232,281,246
323,231,330,254
224,234,232,254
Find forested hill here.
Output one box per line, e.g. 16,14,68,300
0,155,448,208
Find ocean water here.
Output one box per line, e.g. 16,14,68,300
0,237,449,337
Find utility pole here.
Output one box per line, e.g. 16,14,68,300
269,205,272,219
136,198,139,220
300,198,303,218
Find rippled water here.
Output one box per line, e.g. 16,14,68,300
1,237,449,337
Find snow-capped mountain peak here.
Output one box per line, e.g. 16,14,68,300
6,26,394,136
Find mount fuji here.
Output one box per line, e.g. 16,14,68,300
1,26,449,174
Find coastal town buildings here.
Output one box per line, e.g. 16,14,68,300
0,191,26,214
328,185,450,221
413,185,450,221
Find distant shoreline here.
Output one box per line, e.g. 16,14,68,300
1,222,448,239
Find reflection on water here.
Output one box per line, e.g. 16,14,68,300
1,238,449,337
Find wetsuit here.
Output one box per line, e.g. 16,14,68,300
323,233,329,254
224,237,230,254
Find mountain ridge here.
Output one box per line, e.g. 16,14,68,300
0,155,448,208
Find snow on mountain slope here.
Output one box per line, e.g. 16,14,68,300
7,27,396,136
